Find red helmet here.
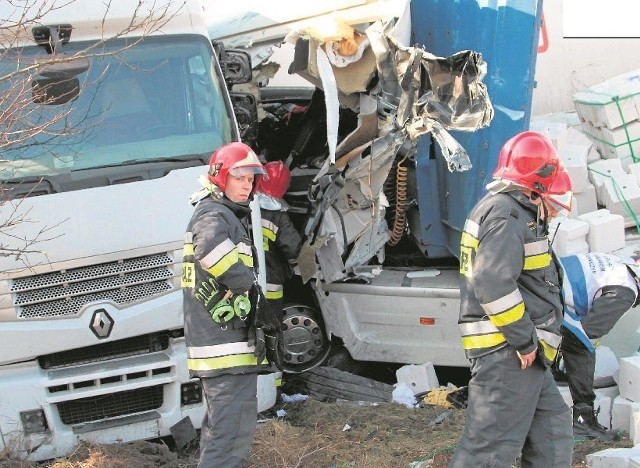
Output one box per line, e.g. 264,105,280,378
545,168,573,211
493,131,561,194
256,161,291,198
207,142,266,192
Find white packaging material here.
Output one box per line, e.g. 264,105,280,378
587,446,640,468
578,209,626,253
559,143,590,193
549,217,589,257
573,184,598,216
618,355,640,402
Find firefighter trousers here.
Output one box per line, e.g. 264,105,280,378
198,373,258,468
450,346,573,468
560,328,596,408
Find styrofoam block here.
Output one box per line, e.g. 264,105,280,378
529,120,568,151
618,355,640,402
589,144,603,163
587,446,640,468
611,395,640,432
573,68,640,129
567,125,596,146
559,384,573,408
596,347,621,386
589,159,627,198
599,175,640,221
573,184,598,216
601,121,640,146
629,455,640,468
395,362,439,395
632,408,640,444
560,143,590,193
578,209,626,253
629,162,640,185
593,394,613,429
549,217,590,256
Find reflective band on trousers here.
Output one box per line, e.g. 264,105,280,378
187,353,265,371
266,283,283,300
187,341,267,370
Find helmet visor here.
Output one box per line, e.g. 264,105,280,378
546,191,572,211
229,166,267,177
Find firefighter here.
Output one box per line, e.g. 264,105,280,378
181,142,280,468
451,131,574,467
555,251,640,440
254,161,303,317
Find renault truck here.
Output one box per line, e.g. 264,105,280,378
0,0,276,461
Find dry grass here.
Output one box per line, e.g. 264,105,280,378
0,397,633,468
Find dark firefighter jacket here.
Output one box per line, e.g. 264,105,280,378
559,252,638,352
458,190,563,366
182,193,270,378
260,206,302,300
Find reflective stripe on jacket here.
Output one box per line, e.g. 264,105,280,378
260,207,302,295
182,195,270,378
458,191,563,365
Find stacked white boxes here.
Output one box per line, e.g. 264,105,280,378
573,68,640,170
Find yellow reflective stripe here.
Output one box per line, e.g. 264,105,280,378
187,353,264,371
523,253,551,270
536,329,561,349
206,249,239,278
488,302,525,327
481,289,523,316
266,289,283,299
539,339,558,362
461,332,507,350
523,240,551,270
262,226,276,242
239,254,254,267
183,243,194,256
460,232,478,249
202,239,235,269
275,377,282,387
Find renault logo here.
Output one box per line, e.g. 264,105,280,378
90,309,114,339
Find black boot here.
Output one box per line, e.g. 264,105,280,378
572,404,618,441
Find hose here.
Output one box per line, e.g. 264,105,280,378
388,155,408,246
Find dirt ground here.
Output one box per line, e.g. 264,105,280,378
0,395,633,468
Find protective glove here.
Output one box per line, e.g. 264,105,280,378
247,326,266,364
249,283,284,370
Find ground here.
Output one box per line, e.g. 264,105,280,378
0,397,633,468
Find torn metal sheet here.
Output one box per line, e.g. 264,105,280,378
316,46,339,164
344,204,389,270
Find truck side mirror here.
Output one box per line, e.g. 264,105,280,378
213,41,253,85
230,92,259,145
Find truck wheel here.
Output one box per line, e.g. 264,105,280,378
280,303,331,374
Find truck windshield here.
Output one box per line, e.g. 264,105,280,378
0,35,234,181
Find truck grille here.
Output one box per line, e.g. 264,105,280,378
11,253,176,319
57,385,164,425
38,331,181,370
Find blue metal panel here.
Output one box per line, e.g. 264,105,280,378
411,0,542,257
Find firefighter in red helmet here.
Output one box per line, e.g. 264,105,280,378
254,161,302,318
182,142,280,468
451,131,574,467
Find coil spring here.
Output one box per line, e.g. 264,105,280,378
388,156,408,246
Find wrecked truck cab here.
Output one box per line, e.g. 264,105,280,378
208,0,542,368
